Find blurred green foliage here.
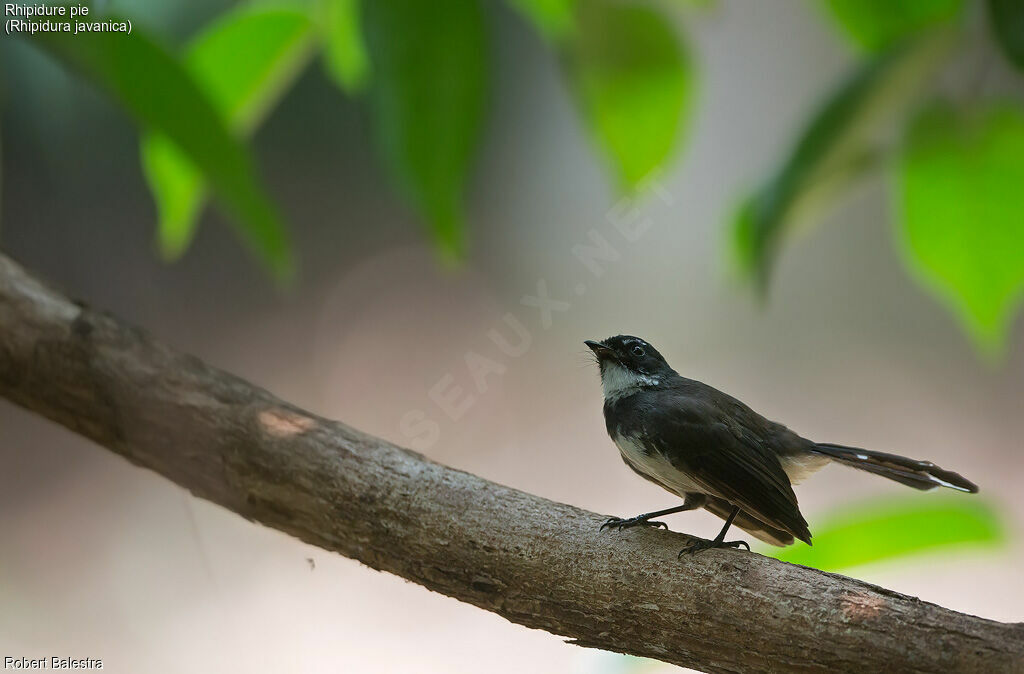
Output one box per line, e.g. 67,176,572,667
140,6,315,263
9,1,1024,356
898,102,1024,357
734,1,1024,358
732,32,951,287
770,494,1005,571
15,0,695,273
569,0,694,191
362,0,487,261
34,14,294,281
988,0,1024,70
508,0,577,43
321,0,369,93
820,0,964,52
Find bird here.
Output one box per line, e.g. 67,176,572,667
584,335,978,555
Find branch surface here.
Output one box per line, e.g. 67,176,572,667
1,252,1021,674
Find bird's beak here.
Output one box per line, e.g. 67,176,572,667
584,339,615,360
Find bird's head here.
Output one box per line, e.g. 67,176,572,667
585,335,675,399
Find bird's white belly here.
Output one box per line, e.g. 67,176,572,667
614,435,704,497
614,434,829,498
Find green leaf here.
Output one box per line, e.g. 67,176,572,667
819,0,963,52
568,0,694,191
987,0,1024,71
321,0,370,93
363,0,488,260
772,496,1005,572
140,137,206,257
896,102,1024,357
140,6,315,263
33,18,294,280
506,0,577,43
731,32,952,286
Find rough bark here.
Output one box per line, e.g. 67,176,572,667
0,251,1021,674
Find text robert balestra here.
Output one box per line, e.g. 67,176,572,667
4,657,103,670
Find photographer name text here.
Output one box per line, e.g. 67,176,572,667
4,657,102,670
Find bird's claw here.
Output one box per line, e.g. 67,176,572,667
677,536,750,557
601,516,669,532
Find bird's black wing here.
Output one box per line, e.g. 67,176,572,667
647,393,812,544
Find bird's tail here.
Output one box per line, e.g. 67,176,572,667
811,443,978,493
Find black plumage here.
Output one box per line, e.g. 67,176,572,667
586,335,978,551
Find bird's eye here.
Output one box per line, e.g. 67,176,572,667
631,345,645,357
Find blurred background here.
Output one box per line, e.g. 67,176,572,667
2,0,1023,672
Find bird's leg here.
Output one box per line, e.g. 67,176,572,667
602,505,686,531
678,505,750,556
601,500,700,532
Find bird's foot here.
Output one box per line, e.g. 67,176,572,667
600,515,669,531
677,536,750,557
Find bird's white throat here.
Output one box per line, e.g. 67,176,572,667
601,362,661,401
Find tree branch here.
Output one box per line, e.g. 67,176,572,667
0,251,1021,673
